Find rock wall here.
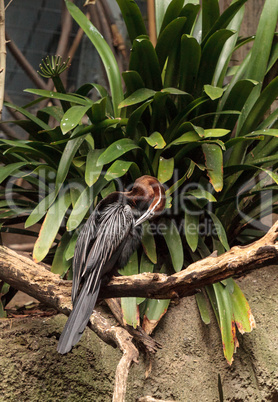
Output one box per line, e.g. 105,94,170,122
0,266,277,401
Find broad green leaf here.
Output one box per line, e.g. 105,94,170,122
130,37,162,90
165,96,209,142
202,143,223,192
238,76,278,136
166,160,197,196
202,0,247,45
205,284,220,325
179,35,201,94
118,88,156,108
202,0,220,40
142,132,166,149
167,131,200,147
73,157,85,168
141,220,157,264
97,139,140,166
140,251,155,273
120,251,139,328
121,297,139,329
37,105,64,123
213,282,236,365
207,210,230,251
0,162,38,184
4,101,51,131
126,100,153,138
51,231,72,276
196,30,235,94
24,89,90,106
231,281,256,334
67,186,92,231
65,1,123,116
115,0,147,43
25,191,56,228
65,230,78,261
216,79,258,129
224,163,278,185
196,291,211,324
156,17,187,70
212,1,245,87
222,277,235,294
244,0,278,83
67,178,107,231
159,0,184,35
55,128,87,195
0,282,10,318
33,191,72,262
246,129,278,138
157,157,174,183
184,209,199,252
142,298,171,335
155,0,172,36
161,87,192,96
118,250,138,277
2,142,58,168
122,71,145,97
186,189,216,202
161,219,184,272
104,160,133,181
179,3,200,34
101,180,116,199
204,85,224,100
61,105,92,134
203,128,230,138
85,149,103,187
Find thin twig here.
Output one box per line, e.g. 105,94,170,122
0,246,138,402
1,221,278,400
4,0,13,11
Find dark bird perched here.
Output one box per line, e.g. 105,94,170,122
57,175,166,354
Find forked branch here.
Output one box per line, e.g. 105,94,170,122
1,220,278,401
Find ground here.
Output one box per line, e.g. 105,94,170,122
0,266,277,401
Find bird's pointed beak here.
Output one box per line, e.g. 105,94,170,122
134,208,155,227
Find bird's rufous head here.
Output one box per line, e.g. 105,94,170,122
129,175,166,226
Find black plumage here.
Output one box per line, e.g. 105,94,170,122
57,176,165,354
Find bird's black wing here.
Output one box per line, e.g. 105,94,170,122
81,202,135,293
71,210,99,304
57,202,135,354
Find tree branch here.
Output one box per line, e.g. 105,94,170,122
1,221,278,304
0,246,138,402
1,220,278,400
101,220,278,299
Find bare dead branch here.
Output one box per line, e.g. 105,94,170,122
106,298,161,354
100,220,278,300
1,221,278,400
6,32,48,90
0,246,138,402
1,221,278,304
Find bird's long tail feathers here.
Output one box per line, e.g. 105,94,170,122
57,280,101,354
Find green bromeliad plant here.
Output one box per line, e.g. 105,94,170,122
1,0,278,364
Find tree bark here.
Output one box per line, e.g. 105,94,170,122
1,220,278,400
1,220,278,304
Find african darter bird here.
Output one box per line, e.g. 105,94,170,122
57,175,165,354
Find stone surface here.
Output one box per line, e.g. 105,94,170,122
0,266,277,401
